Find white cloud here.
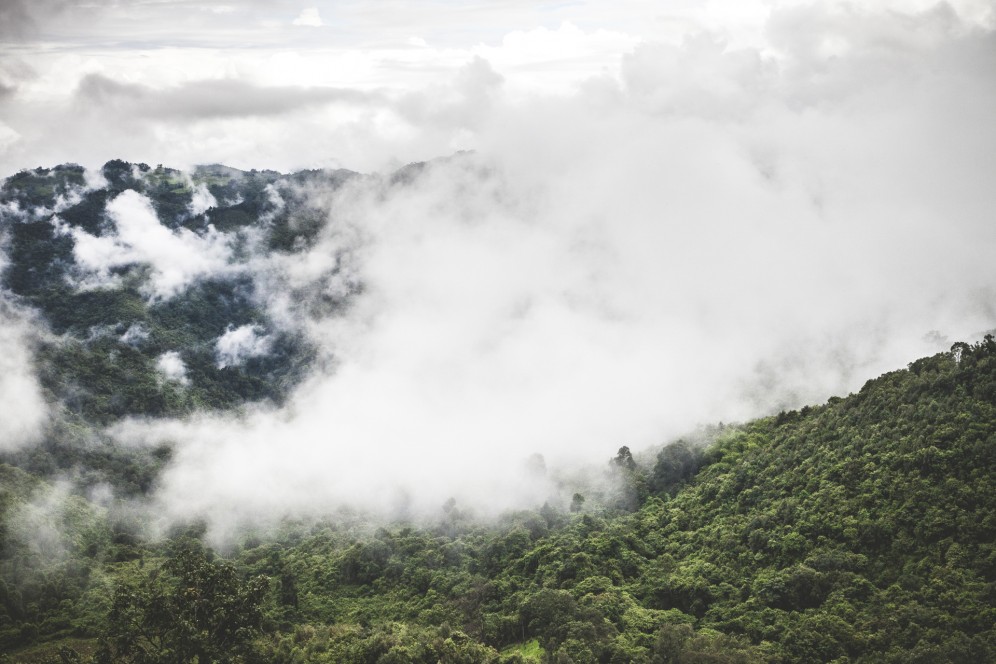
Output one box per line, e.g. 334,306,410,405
119,322,149,347
4,1,996,535
156,351,189,385
188,182,217,216
215,324,272,368
472,22,641,93
7,481,77,562
70,190,232,298
0,301,47,452
292,7,324,28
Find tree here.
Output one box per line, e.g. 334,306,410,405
613,446,636,471
96,540,269,664
650,441,701,495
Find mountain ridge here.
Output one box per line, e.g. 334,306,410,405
0,160,993,663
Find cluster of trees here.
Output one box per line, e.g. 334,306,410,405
1,337,993,662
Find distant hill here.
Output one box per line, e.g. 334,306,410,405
0,161,364,425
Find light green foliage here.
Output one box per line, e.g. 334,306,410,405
502,637,543,661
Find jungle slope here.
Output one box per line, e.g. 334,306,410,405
1,337,993,663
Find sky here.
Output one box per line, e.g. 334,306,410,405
1,0,992,173
3,0,996,534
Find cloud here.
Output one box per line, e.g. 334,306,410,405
620,35,769,118
104,5,996,536
0,300,48,452
395,56,504,130
120,322,149,347
7,480,75,561
188,182,218,216
215,324,272,368
4,2,996,536
75,74,384,121
292,7,324,27
156,351,189,385
0,0,72,40
70,189,233,299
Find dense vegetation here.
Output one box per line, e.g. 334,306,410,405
0,163,994,663
1,336,993,662
0,161,347,426
0,161,356,491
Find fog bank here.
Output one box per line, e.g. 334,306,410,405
3,2,996,537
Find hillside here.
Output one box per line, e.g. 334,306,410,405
0,163,994,663
1,161,351,422
0,161,360,494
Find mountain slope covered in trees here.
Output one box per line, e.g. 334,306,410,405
0,160,358,495
1,161,350,423
0,162,994,663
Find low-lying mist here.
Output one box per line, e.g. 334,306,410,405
6,3,996,541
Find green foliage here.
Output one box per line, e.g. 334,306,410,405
95,541,268,664
0,165,86,210
0,160,325,431
649,440,702,495
3,338,995,662
0,468,115,653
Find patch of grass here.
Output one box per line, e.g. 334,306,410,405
501,638,544,662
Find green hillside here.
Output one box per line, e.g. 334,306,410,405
1,338,992,662
0,163,994,663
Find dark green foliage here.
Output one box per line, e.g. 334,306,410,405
0,465,115,653
0,161,325,428
234,337,996,662
95,540,268,664
101,160,145,193
609,446,649,512
1,217,75,299
39,286,148,336
58,189,113,236
0,165,86,209
147,176,193,229
266,169,356,253
39,337,174,422
146,277,260,346
649,441,702,495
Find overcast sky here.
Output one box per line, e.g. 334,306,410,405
0,0,992,173
3,0,996,533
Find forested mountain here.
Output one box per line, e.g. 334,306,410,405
0,163,994,663
0,160,357,495
1,161,350,422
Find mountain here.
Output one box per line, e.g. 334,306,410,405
1,161,353,423
0,160,364,494
0,162,993,663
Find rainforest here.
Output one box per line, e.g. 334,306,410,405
0,161,994,663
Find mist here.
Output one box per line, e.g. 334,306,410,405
0,299,47,452
3,2,996,538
